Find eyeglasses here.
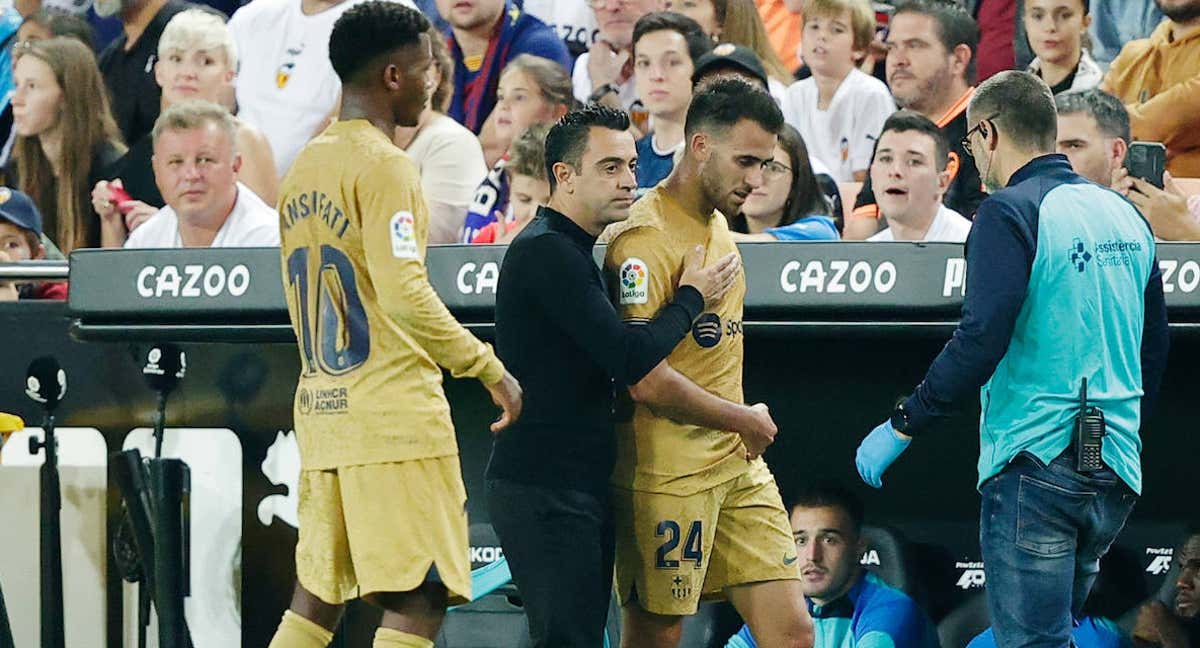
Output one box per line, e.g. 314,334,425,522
961,112,1000,158
763,160,792,177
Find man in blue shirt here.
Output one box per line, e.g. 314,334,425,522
725,484,938,648
855,70,1169,648
439,0,571,133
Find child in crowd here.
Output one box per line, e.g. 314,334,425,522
782,0,894,182
461,54,572,243
0,187,66,301
471,123,550,245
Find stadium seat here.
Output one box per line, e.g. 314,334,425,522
937,591,990,648
860,525,923,603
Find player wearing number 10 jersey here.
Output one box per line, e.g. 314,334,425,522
270,4,522,648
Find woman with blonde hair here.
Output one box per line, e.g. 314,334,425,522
92,8,278,241
10,36,124,253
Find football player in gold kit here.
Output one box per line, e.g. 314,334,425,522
268,3,522,648
603,79,813,648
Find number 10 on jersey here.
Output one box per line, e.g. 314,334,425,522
286,245,371,376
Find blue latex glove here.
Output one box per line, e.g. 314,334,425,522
856,419,912,488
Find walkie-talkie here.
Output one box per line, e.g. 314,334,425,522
1074,378,1107,472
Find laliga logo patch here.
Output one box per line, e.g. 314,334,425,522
619,258,648,305
391,211,418,260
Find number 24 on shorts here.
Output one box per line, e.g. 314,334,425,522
655,520,702,569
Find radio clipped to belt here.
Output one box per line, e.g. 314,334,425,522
1074,378,1107,472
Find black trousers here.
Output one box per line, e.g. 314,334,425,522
485,478,614,648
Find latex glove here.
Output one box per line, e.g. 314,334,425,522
855,419,911,488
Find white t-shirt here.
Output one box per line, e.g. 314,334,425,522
405,114,489,244
869,204,972,242
782,68,896,182
125,183,281,248
229,0,414,177
521,0,598,54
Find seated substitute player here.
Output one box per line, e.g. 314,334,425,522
725,483,939,648
603,78,814,648
268,4,523,648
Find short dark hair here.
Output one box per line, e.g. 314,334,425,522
971,70,1057,152
879,109,950,171
1055,89,1130,144
544,105,630,192
329,1,430,84
790,481,865,537
893,0,979,84
633,11,714,64
684,77,783,139
24,9,95,51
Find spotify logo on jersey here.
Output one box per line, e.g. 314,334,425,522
692,313,722,348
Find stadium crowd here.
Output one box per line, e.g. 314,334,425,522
0,0,1194,645
0,0,1194,296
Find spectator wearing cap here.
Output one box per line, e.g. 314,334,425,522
782,0,894,183
95,0,189,146
0,186,66,301
439,0,571,135
573,0,658,129
631,12,712,191
107,101,279,248
693,44,846,226
1100,0,1200,177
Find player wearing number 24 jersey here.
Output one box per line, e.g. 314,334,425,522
270,5,521,647
601,79,812,648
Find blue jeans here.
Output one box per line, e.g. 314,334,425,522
979,450,1138,648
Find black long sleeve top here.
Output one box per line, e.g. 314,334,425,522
487,206,703,495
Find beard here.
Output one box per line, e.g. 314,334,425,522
1156,0,1200,23
892,62,953,114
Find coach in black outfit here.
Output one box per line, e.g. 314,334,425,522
487,105,741,648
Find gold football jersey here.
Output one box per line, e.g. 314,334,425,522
603,186,749,495
279,120,504,469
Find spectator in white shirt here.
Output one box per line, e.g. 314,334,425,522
868,111,971,242
228,0,414,177
782,0,895,182
114,101,279,248
393,26,488,244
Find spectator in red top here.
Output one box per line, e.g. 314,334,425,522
0,186,66,301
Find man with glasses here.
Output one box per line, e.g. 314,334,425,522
855,70,1169,648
